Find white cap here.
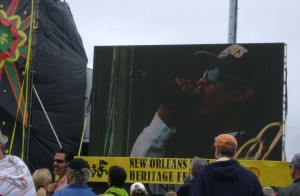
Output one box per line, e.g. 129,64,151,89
262,186,274,196
130,182,146,193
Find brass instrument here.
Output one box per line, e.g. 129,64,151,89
234,122,283,160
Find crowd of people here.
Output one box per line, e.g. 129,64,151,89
0,130,299,195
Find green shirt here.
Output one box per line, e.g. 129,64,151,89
103,186,129,196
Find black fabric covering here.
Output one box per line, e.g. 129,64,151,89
27,0,87,171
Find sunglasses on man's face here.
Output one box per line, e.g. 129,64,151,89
202,67,220,84
202,67,243,85
53,159,66,163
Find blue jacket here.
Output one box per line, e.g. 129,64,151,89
189,159,263,196
53,184,97,196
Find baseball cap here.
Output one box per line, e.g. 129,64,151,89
130,182,146,193
0,130,8,145
214,134,237,150
67,158,89,172
290,153,300,168
193,44,254,83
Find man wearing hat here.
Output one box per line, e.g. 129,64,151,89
130,182,148,196
189,134,264,196
131,44,274,159
262,186,275,196
0,131,36,195
53,157,96,196
277,153,300,196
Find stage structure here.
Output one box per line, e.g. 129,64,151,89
0,0,88,171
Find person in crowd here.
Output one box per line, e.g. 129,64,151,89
47,147,74,194
102,165,129,196
277,153,300,196
130,182,148,196
33,168,52,196
271,186,279,196
165,191,177,196
182,173,192,185
189,134,264,196
177,156,208,196
130,44,280,159
0,131,36,195
53,158,96,196
262,186,274,196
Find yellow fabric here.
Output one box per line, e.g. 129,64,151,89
79,156,292,187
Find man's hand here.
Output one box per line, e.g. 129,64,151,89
47,182,58,195
174,78,194,93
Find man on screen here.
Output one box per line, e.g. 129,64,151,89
130,44,281,159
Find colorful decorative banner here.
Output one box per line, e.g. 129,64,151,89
81,156,292,187
0,0,33,123
0,0,34,158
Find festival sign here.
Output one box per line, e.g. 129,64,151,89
82,156,292,187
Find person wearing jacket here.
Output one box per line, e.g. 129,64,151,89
102,165,129,196
189,134,264,196
0,131,36,195
277,153,300,196
53,158,96,196
177,156,208,196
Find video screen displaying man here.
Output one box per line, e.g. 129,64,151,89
92,43,285,160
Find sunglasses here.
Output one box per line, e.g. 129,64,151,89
202,67,243,84
53,159,66,163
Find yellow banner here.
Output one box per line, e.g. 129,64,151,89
81,156,292,187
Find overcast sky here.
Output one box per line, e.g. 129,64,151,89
67,0,300,161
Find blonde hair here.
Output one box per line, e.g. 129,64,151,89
32,168,52,196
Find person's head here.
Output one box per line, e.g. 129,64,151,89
193,44,254,125
289,153,300,180
66,158,91,184
32,168,52,196
53,147,74,177
108,165,127,188
190,156,208,179
130,182,148,196
183,173,192,184
0,130,8,159
165,191,177,196
214,134,237,159
262,186,274,196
